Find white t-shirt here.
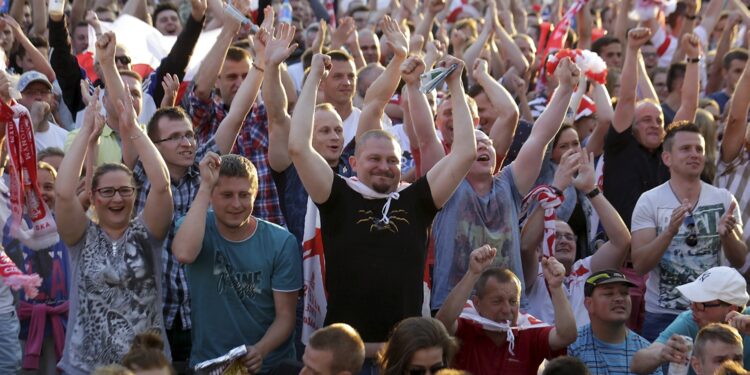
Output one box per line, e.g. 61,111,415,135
341,107,393,147
288,62,304,93
526,257,593,327
35,121,69,152
631,181,739,315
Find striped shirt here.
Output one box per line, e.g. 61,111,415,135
133,138,219,330
568,324,661,375
716,149,750,270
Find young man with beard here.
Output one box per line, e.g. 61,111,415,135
288,51,476,362
436,246,577,375
523,150,631,327
632,267,750,374
631,122,747,341
119,23,270,366
568,270,658,375
172,154,301,373
427,56,580,312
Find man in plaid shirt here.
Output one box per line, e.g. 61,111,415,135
122,11,269,363
181,20,285,228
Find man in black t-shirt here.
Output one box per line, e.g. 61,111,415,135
288,51,477,358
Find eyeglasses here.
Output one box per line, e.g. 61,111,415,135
96,186,135,198
154,133,196,144
115,55,132,65
693,301,728,311
685,214,699,247
408,364,446,375
555,232,577,242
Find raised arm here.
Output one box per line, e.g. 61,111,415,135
585,81,614,156
30,0,47,37
637,53,658,102
173,152,221,264
3,16,55,81
192,2,243,101
55,94,102,246
473,59,519,163
720,52,750,163
263,25,298,172
462,8,495,85
213,28,280,155
414,0,445,42
613,28,652,134
401,56,445,175
287,54,336,204
510,58,578,195
573,151,630,271
355,15,408,140
425,56,478,208
435,245,497,334
544,256,578,350
493,14,529,75
672,33,701,123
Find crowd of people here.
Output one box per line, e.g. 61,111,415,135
1,0,750,373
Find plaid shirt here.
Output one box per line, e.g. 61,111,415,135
133,138,219,330
182,86,286,226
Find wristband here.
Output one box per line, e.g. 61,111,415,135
550,185,564,197
686,56,701,64
252,63,265,73
586,187,601,199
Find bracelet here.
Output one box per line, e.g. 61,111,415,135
686,56,701,64
550,185,564,197
586,187,601,199
252,63,265,73
129,132,143,140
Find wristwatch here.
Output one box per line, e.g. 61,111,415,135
586,187,601,199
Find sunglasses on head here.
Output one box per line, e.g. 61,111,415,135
684,214,698,247
408,364,446,375
115,55,132,65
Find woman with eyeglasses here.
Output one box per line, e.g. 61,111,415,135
54,89,173,375
379,317,459,375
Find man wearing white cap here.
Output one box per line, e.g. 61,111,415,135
15,71,68,152
631,266,750,374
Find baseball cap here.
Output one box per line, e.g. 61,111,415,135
17,71,52,93
584,269,637,297
676,267,749,307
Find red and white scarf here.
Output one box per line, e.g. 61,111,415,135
459,300,549,354
521,185,564,258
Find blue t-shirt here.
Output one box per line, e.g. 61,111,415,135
708,91,731,114
431,167,524,311
569,324,661,375
656,307,750,374
182,212,302,372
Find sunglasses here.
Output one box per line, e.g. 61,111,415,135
115,55,132,65
408,364,446,375
685,214,698,247
693,301,729,311
96,186,136,198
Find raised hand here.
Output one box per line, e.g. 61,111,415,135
468,245,497,275
727,310,750,334
309,53,332,81
85,10,102,31
555,57,581,90
437,54,465,86
160,74,181,108
311,19,327,53
88,103,106,145
681,33,702,59
542,256,566,288
572,151,596,193
260,5,274,31
250,28,270,68
424,39,446,68
552,148,581,190
427,0,446,15
95,32,117,66
198,152,222,190
401,55,426,85
115,83,139,137
472,58,490,81
627,27,652,51
264,23,298,67
382,15,409,59
331,17,355,49
1,15,23,36
30,101,50,130
719,201,739,237
82,88,101,134
190,0,208,19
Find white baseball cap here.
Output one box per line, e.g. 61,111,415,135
677,267,750,307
